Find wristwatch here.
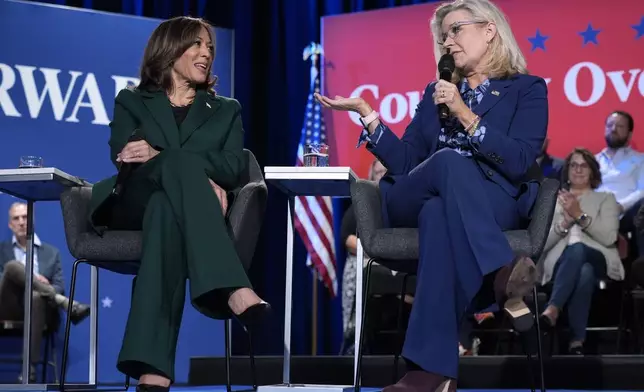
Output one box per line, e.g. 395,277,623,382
576,213,590,227
359,111,379,128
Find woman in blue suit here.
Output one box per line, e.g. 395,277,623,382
315,0,548,390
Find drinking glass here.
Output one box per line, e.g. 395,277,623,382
303,143,329,167
19,156,43,168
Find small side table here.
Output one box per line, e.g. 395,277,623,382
0,168,90,391
262,166,366,392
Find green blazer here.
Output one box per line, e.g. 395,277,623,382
88,87,246,229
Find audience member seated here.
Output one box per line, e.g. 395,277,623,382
595,111,644,254
0,202,90,382
537,138,564,180
537,148,623,355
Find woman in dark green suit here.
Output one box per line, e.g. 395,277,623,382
88,16,270,392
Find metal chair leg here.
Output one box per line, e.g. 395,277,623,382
393,273,409,383
354,258,375,392
520,332,536,392
225,320,232,392
533,287,546,392
59,259,130,392
616,287,627,353
60,258,82,392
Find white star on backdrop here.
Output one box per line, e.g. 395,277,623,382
101,296,113,308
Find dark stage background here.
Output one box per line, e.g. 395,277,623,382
25,0,431,357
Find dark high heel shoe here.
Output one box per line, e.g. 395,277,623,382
233,301,272,331
382,371,455,392
539,313,556,329
494,256,537,333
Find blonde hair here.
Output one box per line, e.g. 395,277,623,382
430,0,528,82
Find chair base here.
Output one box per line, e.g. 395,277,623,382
258,384,357,392
0,384,50,392
356,259,545,392
60,259,258,392
0,384,101,392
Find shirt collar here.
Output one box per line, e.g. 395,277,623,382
460,78,490,96
12,234,41,248
599,146,633,160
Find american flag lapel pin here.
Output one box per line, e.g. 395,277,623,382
491,90,500,96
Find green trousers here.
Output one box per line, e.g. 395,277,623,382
110,150,251,382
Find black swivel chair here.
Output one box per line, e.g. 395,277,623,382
350,177,560,392
57,149,267,392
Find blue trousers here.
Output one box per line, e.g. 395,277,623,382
548,243,606,342
384,149,520,378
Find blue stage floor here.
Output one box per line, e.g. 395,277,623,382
169,388,638,392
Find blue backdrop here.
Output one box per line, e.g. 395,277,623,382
0,0,233,384
0,0,436,385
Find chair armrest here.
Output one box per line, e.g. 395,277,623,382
350,179,384,232
228,181,268,271
350,180,420,262
350,179,384,254
527,178,559,259
367,228,420,262
59,186,93,257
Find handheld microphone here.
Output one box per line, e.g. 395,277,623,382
437,50,456,120
112,129,143,197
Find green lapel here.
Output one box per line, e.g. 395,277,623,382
140,90,181,149
179,90,221,145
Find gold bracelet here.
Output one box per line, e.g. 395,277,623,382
465,115,479,130
466,117,480,135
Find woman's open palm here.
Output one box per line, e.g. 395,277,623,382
314,93,366,114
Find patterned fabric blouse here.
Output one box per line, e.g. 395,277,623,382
436,78,489,157
356,78,490,156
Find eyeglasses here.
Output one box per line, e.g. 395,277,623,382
570,162,589,170
437,20,488,45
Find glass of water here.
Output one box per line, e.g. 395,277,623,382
19,156,43,168
303,143,329,167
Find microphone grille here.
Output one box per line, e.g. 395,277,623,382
438,53,455,72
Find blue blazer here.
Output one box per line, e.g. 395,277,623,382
0,240,65,295
368,74,548,225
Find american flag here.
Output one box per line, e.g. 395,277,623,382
293,58,338,297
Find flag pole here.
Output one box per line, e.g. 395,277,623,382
303,42,323,356
312,269,318,355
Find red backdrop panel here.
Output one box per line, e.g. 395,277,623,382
321,0,644,179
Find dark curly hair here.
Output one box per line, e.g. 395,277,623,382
137,16,217,94
562,147,602,189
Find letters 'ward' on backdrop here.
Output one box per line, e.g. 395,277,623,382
0,0,233,384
